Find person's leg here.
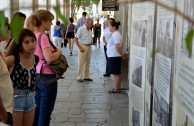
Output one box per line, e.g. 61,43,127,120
33,74,43,126
104,45,109,76
68,38,71,53
23,109,35,126
53,37,58,47
57,38,62,48
64,39,67,47
113,74,121,89
38,74,58,126
98,38,100,48
71,38,74,54
13,111,23,126
77,44,87,80
5,112,13,125
84,46,91,79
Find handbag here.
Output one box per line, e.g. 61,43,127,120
38,34,69,84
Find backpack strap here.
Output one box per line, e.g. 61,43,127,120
38,34,59,85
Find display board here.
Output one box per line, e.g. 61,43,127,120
152,0,175,126
129,2,155,126
172,0,194,125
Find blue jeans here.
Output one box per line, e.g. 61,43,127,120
33,74,58,126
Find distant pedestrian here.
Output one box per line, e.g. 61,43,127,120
93,18,101,48
102,18,115,77
75,17,96,82
5,29,38,126
107,21,126,93
77,12,87,28
103,15,110,29
65,17,76,56
61,23,68,48
53,21,64,48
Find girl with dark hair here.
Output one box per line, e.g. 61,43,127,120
107,21,126,93
5,29,39,126
65,17,76,56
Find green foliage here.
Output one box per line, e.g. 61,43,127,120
72,0,82,9
152,49,159,59
0,11,8,39
10,15,24,44
185,30,194,56
54,7,68,26
92,0,100,5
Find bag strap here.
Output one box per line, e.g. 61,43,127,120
38,34,59,85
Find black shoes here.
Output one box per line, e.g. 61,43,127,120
77,78,93,82
103,74,110,77
83,78,93,81
77,79,84,82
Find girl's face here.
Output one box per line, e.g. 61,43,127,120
22,36,36,54
42,19,53,31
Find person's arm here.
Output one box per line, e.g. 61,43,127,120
74,24,76,34
5,55,15,72
74,38,84,52
0,97,8,123
115,43,126,59
103,36,107,47
60,31,64,39
65,24,69,39
42,48,62,63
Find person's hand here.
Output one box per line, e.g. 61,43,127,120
122,53,126,59
0,111,8,123
105,43,107,47
79,46,84,52
56,48,62,54
91,43,96,46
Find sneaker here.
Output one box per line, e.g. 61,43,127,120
83,78,93,81
77,79,84,82
103,74,110,77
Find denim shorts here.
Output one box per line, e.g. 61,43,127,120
13,89,36,112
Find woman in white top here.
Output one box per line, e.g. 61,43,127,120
107,21,125,93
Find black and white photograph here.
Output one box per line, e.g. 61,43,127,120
132,107,140,126
175,105,194,126
132,58,143,88
153,89,169,126
131,20,147,47
156,19,174,58
181,0,194,58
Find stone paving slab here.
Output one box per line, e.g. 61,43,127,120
51,44,129,126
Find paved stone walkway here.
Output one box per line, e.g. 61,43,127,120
50,43,129,126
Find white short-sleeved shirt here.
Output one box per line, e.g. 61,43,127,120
75,25,92,44
103,20,109,29
103,27,112,44
107,31,122,57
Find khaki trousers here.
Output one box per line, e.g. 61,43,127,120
77,44,92,79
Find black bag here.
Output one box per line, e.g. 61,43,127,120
93,37,97,43
38,34,69,84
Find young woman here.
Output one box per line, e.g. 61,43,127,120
26,10,62,126
93,18,101,48
65,17,76,56
107,21,125,93
5,29,39,126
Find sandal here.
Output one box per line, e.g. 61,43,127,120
108,88,121,94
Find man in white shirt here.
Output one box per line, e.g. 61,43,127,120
77,12,87,29
103,15,110,29
75,17,95,82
